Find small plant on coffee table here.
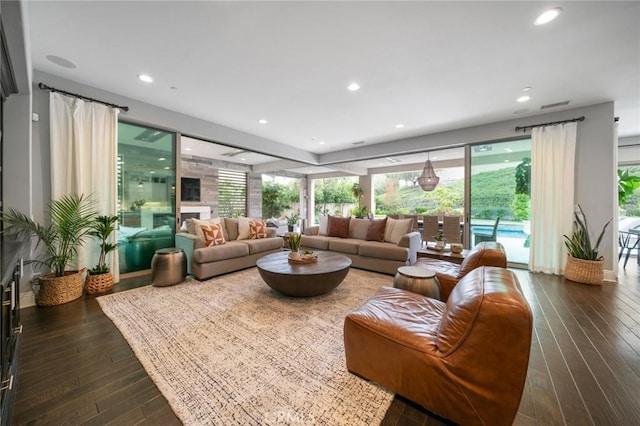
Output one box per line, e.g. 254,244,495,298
288,233,302,253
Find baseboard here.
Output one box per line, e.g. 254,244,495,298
603,269,616,283
21,290,37,308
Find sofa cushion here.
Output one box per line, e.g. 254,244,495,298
327,215,350,238
328,238,362,255
200,223,226,247
349,218,370,240
224,218,240,240
193,241,249,263
384,218,413,244
366,218,387,242
300,235,333,250
359,241,409,262
237,237,283,254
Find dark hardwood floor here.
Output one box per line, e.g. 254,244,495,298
12,262,640,425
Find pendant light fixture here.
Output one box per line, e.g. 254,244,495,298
417,152,439,191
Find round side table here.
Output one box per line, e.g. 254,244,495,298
393,266,441,300
151,248,187,287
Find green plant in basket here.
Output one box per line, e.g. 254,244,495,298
288,233,302,252
563,205,611,261
89,215,119,275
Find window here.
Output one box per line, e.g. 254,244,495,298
218,169,247,217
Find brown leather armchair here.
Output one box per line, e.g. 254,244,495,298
417,241,507,301
344,266,532,426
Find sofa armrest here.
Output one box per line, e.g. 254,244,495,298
266,227,276,238
398,231,422,264
304,225,320,235
175,233,204,274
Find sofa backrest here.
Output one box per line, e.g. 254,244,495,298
457,241,507,278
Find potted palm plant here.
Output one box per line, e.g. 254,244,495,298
85,215,118,294
286,212,301,232
563,205,611,285
0,194,96,305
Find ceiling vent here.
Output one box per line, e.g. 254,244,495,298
221,149,248,157
385,157,401,163
352,141,365,146
540,100,570,110
134,129,167,142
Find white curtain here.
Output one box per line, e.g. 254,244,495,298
50,92,120,281
529,122,577,274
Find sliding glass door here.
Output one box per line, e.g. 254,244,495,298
469,139,531,264
117,122,176,274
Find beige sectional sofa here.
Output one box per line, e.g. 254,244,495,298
301,216,422,275
176,217,283,280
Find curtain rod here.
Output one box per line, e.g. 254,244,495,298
38,83,130,112
515,116,585,132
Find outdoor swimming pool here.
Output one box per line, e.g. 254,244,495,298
471,226,529,264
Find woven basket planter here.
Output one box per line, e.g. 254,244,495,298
37,269,86,306
85,271,114,295
564,254,604,285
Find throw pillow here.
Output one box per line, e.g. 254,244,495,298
238,217,267,240
349,218,370,240
249,219,268,239
327,215,350,238
200,223,226,247
384,217,413,244
366,218,387,242
187,218,226,241
318,215,329,235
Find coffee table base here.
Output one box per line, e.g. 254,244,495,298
257,251,352,297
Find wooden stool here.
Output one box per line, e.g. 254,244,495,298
393,266,441,299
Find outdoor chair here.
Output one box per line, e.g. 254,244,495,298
619,230,640,268
474,217,500,244
443,215,462,244
422,215,440,246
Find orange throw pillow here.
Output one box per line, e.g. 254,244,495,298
249,220,268,239
200,223,226,247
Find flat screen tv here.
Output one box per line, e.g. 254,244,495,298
181,177,201,202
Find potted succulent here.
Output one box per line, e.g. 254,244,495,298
433,230,446,250
0,194,96,305
286,212,301,232
563,205,611,285
85,215,119,294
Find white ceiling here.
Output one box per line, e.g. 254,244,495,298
26,1,640,175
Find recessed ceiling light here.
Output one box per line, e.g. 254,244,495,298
185,147,192,151
522,86,532,92
395,124,405,129
347,82,360,91
158,157,166,161
318,141,325,145
534,7,562,25
137,74,153,83
432,156,438,160
240,158,246,161
258,119,268,124
517,95,531,103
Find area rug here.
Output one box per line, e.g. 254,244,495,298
97,268,394,425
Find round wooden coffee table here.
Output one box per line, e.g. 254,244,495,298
257,251,352,297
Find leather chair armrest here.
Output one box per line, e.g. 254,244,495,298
304,225,320,235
